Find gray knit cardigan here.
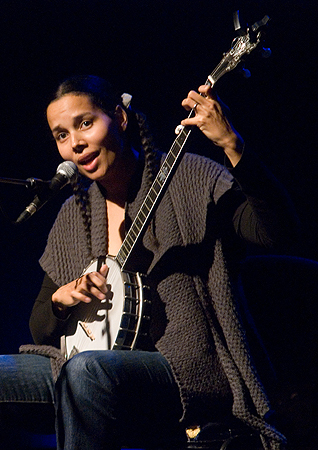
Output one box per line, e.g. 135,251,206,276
39,152,286,449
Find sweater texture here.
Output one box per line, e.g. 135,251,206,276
39,152,286,449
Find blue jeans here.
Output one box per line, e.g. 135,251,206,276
0,351,184,450
0,354,55,448
55,350,184,450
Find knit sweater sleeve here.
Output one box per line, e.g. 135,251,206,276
228,149,300,249
29,273,68,347
164,150,298,254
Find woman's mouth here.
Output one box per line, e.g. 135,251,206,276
78,151,100,171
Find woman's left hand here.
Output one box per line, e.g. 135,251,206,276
181,85,244,167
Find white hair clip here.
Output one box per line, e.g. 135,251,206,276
121,93,132,109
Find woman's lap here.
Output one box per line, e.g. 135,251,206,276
56,350,184,450
0,350,185,450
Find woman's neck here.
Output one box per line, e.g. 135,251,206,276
99,147,139,207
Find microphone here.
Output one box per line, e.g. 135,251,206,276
16,161,78,223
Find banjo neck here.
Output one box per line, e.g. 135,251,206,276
63,13,270,357
115,14,269,271
116,123,192,270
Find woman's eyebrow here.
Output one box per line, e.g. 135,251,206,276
51,113,93,133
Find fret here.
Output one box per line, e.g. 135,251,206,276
148,188,156,202
174,130,190,148
164,152,176,167
173,139,182,150
128,227,138,241
152,179,161,195
140,205,149,219
121,241,130,254
144,197,152,210
161,160,171,173
129,225,140,240
117,246,127,265
135,216,143,230
128,225,140,242
125,234,134,248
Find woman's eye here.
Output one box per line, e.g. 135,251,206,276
81,120,92,129
56,132,67,142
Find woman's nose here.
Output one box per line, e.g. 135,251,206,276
71,133,87,152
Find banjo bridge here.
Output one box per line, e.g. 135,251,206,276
79,321,96,341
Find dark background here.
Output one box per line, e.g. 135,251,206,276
0,0,317,353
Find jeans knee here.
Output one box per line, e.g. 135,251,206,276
61,352,98,384
56,351,120,418
59,351,117,398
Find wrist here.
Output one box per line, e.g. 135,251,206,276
222,135,245,167
52,291,69,312
52,299,69,319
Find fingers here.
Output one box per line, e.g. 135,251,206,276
181,85,216,111
99,263,109,277
180,89,212,129
198,84,215,98
181,89,217,126
52,264,110,310
179,85,240,150
181,90,202,111
72,264,109,303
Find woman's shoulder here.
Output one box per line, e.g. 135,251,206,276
57,180,98,213
56,194,77,215
180,152,232,181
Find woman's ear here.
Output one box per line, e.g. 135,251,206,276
114,105,128,132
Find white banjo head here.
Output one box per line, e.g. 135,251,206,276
61,256,149,359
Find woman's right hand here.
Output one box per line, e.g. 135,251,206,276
52,264,109,315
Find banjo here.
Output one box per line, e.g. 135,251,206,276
61,13,270,359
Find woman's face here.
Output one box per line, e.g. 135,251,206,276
47,94,127,183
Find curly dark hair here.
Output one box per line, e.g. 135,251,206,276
50,75,160,256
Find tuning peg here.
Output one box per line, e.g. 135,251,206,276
252,15,270,32
233,10,247,36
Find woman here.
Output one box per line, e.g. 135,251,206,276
0,75,298,450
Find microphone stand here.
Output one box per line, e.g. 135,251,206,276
0,176,50,190
0,176,50,224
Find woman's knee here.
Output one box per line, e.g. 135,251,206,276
58,351,118,396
